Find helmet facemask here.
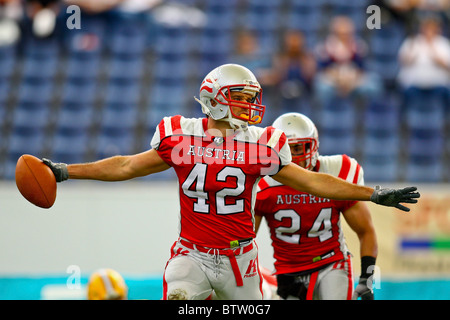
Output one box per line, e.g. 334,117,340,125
289,137,319,170
217,83,265,126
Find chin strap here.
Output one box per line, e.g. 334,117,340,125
222,112,249,131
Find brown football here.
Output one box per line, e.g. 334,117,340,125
15,154,57,209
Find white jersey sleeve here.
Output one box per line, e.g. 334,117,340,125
316,154,365,186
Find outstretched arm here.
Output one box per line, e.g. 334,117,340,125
43,149,171,182
273,163,420,212
273,163,373,200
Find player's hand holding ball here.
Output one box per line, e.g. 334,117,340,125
42,158,69,182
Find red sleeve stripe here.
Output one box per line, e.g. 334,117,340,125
353,163,361,184
338,154,351,180
171,115,183,134
257,178,270,191
158,118,166,140
159,116,183,140
259,126,286,152
273,131,287,152
258,126,275,144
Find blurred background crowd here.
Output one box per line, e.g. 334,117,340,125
0,0,449,182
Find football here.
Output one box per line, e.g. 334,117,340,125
15,154,57,209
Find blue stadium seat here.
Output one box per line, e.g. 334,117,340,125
95,130,135,159
23,36,60,60
63,14,106,58
0,45,16,80
205,0,239,11
16,81,54,107
404,87,447,131
109,28,147,59
285,0,324,31
242,9,280,33
154,26,190,57
149,82,186,107
406,155,443,182
369,35,401,61
408,129,444,157
0,79,11,106
11,104,50,133
319,130,356,156
50,130,89,164
204,9,235,33
7,128,46,159
99,104,138,137
56,104,94,133
406,107,445,132
152,57,191,84
61,81,98,106
319,98,357,132
21,56,58,83
363,133,400,159
146,102,182,132
362,154,399,182
198,30,233,57
367,58,399,83
108,57,144,83
364,99,399,134
104,81,141,107
65,55,101,82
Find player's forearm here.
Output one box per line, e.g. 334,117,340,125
274,164,374,201
359,232,378,259
306,172,374,201
67,156,135,181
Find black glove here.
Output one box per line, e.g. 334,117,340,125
42,158,69,182
370,186,420,212
353,256,376,300
353,277,374,300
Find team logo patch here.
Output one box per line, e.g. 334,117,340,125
213,136,224,146
244,259,258,278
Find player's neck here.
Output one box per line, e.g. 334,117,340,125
207,117,236,137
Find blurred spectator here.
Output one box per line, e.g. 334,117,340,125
63,0,125,14
64,0,161,14
397,15,450,90
313,16,383,108
25,0,62,38
373,0,449,35
268,30,317,113
0,0,22,46
231,30,273,86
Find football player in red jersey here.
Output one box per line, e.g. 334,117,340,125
255,112,378,300
42,64,419,300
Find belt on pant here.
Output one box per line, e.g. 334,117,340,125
179,239,254,287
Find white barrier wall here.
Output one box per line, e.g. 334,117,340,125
0,180,275,276
2,181,450,280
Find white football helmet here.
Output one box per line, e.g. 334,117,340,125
194,63,265,130
272,112,319,170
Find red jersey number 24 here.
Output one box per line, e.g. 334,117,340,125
274,208,333,244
